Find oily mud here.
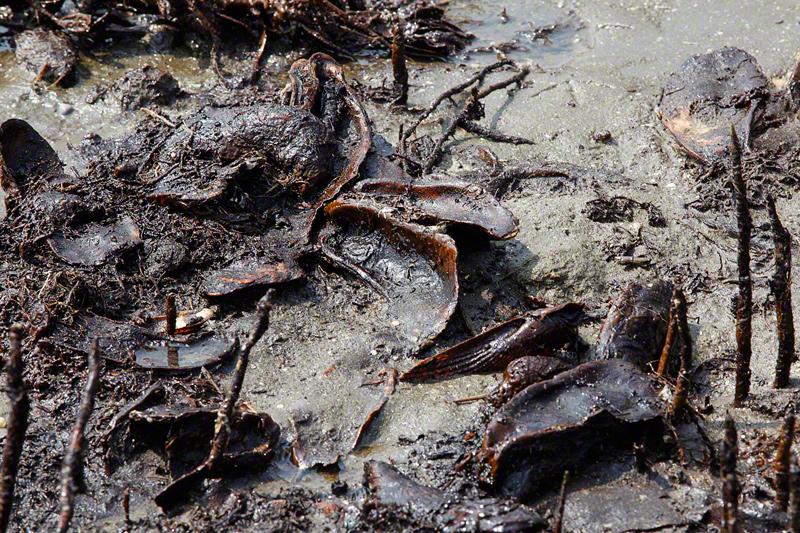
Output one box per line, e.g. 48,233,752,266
2,1,800,532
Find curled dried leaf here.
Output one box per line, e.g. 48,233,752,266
401,303,584,383
286,54,373,238
594,280,673,370
659,47,769,163
321,199,459,351
487,356,573,407
355,174,519,239
481,360,664,498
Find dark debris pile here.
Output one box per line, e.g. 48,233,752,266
3,20,800,530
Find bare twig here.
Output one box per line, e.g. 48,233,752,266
474,67,530,99
0,325,29,533
657,288,679,377
403,59,513,141
207,290,274,472
391,26,408,106
730,126,752,407
122,487,130,527
58,338,101,533
140,107,176,128
722,413,739,533
553,469,569,533
421,67,531,173
250,30,268,85
768,195,794,389
459,120,533,145
775,415,795,512
668,289,692,422
164,293,176,337
422,105,464,174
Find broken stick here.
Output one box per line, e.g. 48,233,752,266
722,413,739,533
391,26,408,106
668,289,692,422
207,289,274,471
775,414,795,512
58,338,101,533
0,325,29,533
730,126,752,407
657,288,679,377
553,469,570,533
165,293,177,337
768,195,794,389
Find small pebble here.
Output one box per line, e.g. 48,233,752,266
592,129,613,143
57,102,74,116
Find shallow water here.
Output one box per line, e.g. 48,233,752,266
2,1,800,530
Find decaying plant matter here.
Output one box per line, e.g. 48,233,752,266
58,339,101,533
400,303,584,382
0,47,546,527
594,280,673,370
768,195,794,389
730,127,753,407
364,460,546,531
5,1,471,86
480,359,664,498
4,12,800,528
0,326,29,533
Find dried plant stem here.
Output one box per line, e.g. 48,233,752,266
791,462,800,531
657,288,679,377
391,27,408,106
165,293,176,337
775,415,795,512
768,195,794,389
58,338,101,533
207,290,273,472
730,126,752,407
553,469,569,533
668,289,692,421
403,59,513,141
722,414,739,533
0,325,29,533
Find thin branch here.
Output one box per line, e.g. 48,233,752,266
731,125,752,407
553,469,570,533
0,325,29,533
722,414,739,533
403,59,513,141
58,338,101,533
207,290,274,471
775,415,795,512
768,195,794,389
